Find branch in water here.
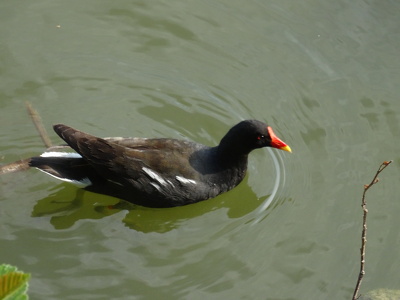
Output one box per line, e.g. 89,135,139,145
352,160,393,300
1,102,52,175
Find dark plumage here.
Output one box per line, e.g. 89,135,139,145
29,120,291,207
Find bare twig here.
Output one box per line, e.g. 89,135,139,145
0,158,31,175
0,102,51,175
352,160,393,300
25,101,52,148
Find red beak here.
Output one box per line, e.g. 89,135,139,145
267,126,292,153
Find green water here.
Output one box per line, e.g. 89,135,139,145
1,1,400,299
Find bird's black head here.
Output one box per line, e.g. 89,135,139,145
218,120,291,156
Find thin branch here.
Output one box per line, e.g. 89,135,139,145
25,101,52,148
0,158,31,175
1,102,51,175
352,160,393,300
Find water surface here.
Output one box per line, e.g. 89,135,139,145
1,1,400,299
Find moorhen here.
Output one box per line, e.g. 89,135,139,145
29,120,291,207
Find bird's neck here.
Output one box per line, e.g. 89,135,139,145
215,145,249,169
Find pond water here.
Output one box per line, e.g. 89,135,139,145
1,1,400,299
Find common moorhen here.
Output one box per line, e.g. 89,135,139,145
29,120,291,207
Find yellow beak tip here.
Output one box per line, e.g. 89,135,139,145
280,145,292,153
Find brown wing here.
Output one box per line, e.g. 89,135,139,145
53,124,203,183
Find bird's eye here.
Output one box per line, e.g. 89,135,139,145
257,135,265,140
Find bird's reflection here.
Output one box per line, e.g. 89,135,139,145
31,176,268,233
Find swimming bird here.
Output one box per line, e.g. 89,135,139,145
29,120,291,207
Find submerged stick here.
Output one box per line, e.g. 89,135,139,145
25,101,52,148
352,160,392,300
0,158,31,175
0,102,51,175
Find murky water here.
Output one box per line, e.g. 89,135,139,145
1,1,400,299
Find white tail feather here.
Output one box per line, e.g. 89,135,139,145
40,152,82,158
36,168,92,187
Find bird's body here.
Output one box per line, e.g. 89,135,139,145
29,120,291,207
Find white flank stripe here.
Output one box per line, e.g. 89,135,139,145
142,167,174,188
40,152,82,158
142,167,167,185
176,176,197,185
150,182,161,191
